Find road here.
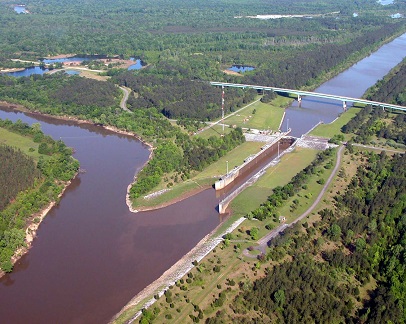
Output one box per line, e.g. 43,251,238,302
244,145,344,257
119,86,132,112
351,143,405,154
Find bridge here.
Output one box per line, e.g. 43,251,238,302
210,81,406,112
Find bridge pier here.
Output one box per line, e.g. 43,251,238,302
297,94,302,103
342,101,347,111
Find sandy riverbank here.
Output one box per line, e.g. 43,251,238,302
0,175,76,279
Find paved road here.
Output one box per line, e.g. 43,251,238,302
119,86,132,112
244,145,344,257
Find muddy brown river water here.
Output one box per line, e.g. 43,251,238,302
0,32,405,323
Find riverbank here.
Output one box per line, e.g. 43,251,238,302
111,216,246,323
126,183,212,213
0,174,77,279
0,100,157,214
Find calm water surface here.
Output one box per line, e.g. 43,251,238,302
228,65,255,73
0,32,406,323
0,108,220,323
281,33,406,137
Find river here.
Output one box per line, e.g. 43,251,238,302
0,33,405,323
0,108,220,323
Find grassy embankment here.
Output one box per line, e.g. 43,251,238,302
0,127,45,162
132,99,287,210
310,107,361,139
118,145,347,324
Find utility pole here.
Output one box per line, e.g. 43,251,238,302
226,160,229,175
222,86,225,134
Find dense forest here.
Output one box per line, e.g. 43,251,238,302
342,59,406,147
0,119,79,272
113,73,256,120
0,145,41,210
205,150,406,323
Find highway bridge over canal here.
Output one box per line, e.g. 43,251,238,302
210,81,406,112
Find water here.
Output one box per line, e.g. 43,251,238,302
228,65,255,73
13,6,27,14
128,59,143,70
281,33,406,137
65,70,80,75
0,107,220,323
41,57,94,64
377,0,394,5
0,32,405,323
5,66,49,77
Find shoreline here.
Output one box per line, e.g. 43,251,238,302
0,101,208,214
110,216,245,323
0,175,77,279
127,184,212,213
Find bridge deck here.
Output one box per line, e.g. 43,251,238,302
210,81,406,112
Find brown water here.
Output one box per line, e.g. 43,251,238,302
0,108,220,323
0,32,405,323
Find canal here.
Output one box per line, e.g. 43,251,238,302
0,32,405,323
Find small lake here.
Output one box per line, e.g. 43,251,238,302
128,58,143,70
41,57,93,64
4,56,144,77
228,65,255,73
5,66,49,77
13,5,27,14
377,0,394,5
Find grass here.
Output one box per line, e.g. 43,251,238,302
224,100,285,131
229,147,319,217
196,124,233,139
310,107,361,138
134,141,264,209
0,128,43,162
115,146,348,324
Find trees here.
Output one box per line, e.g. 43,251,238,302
0,120,79,272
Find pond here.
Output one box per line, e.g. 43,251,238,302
13,5,27,14
5,66,49,77
228,65,255,73
128,58,144,70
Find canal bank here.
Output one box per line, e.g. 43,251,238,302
0,32,405,323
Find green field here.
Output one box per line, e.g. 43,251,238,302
134,141,265,209
0,128,43,161
196,124,233,139
229,147,318,217
310,107,361,138
224,99,286,131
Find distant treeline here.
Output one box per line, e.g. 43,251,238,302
0,119,79,272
